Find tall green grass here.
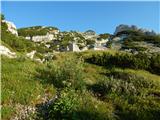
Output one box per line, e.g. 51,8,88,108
2,51,160,120
89,68,160,120
37,55,85,90
1,56,56,119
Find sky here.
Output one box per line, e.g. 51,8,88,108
1,1,160,34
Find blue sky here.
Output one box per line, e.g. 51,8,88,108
1,1,159,34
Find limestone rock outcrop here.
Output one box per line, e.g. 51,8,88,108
114,24,156,35
84,30,96,36
2,20,18,36
114,24,138,35
0,45,16,58
26,50,36,59
68,42,80,52
25,33,56,42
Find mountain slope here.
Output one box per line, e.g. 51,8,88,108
1,15,160,120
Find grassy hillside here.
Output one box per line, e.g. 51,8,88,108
1,14,160,120
2,50,160,120
1,20,54,57
1,19,36,52
1,56,56,120
36,52,160,120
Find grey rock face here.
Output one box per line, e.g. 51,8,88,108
114,24,156,35
84,30,96,36
114,24,132,35
68,42,80,52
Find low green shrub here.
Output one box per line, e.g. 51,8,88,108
117,29,160,47
16,55,28,62
122,41,147,52
85,51,160,75
48,89,79,119
18,26,58,37
1,56,56,119
113,95,160,120
89,70,160,120
37,56,85,90
35,43,52,53
34,52,44,60
90,77,151,98
150,54,160,75
48,89,115,120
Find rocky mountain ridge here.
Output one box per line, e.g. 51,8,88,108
17,24,109,52
1,19,160,60
114,24,156,36
2,20,18,36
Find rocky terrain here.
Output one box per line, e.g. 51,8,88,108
114,24,156,36
0,45,16,58
2,19,159,57
108,24,160,54
1,19,110,61
2,20,18,36
18,26,109,52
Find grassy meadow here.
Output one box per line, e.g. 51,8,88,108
1,50,160,120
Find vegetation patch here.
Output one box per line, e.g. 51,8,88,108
85,51,160,75
1,56,56,119
18,26,58,37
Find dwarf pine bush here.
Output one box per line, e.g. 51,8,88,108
37,56,85,90
85,51,160,75
48,89,115,120
89,71,160,120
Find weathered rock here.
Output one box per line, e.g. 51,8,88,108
114,24,156,35
2,20,18,36
0,45,16,58
81,47,88,51
114,24,131,35
112,34,127,41
140,29,156,36
68,42,80,52
25,33,55,42
96,38,108,46
84,30,96,36
34,58,45,63
26,50,36,59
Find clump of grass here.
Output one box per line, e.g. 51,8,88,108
48,88,116,120
89,68,160,120
37,54,117,120
1,56,56,119
2,50,160,120
37,55,85,90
